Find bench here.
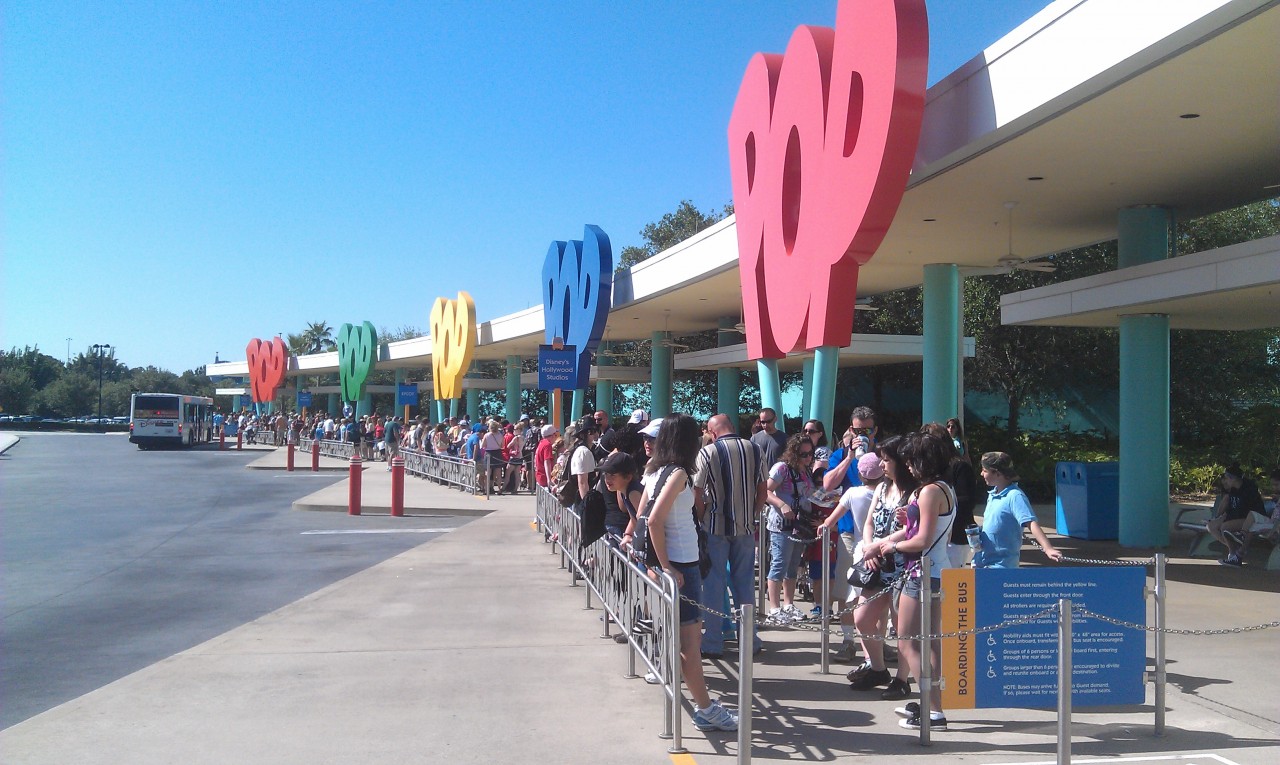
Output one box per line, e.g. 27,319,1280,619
1175,507,1280,569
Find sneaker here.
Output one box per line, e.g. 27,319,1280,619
643,671,662,685
881,678,912,700
809,605,824,620
766,608,792,626
849,667,892,691
894,702,920,719
846,659,873,682
1219,555,1243,567
899,711,947,730
832,641,859,663
783,604,804,621
693,700,739,732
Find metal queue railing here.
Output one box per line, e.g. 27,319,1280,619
400,447,486,494
534,487,686,752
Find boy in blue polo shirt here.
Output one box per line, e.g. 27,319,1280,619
973,452,1063,568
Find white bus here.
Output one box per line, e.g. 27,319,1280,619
129,393,214,449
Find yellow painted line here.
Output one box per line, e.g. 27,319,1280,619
669,754,698,765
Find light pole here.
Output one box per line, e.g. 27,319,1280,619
91,343,112,423
66,338,73,366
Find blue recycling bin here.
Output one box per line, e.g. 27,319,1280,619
1055,461,1120,540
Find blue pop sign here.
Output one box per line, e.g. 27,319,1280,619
943,566,1146,709
297,391,313,408
538,345,578,391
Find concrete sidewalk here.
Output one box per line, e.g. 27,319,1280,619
3,472,1277,763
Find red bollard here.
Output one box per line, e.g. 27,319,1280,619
390,457,405,517
348,455,362,516
219,429,225,451
236,429,243,450
311,439,320,472
286,443,295,472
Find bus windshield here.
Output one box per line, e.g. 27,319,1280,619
133,395,180,418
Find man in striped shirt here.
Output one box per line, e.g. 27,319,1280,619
693,414,767,658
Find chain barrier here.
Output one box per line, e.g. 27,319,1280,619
1072,606,1280,635
1027,540,1157,567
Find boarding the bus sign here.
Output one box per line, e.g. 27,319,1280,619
538,345,577,391
942,566,1146,709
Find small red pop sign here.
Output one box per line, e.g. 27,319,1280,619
728,0,928,358
245,337,288,404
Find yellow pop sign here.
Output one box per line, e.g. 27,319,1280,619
430,291,477,401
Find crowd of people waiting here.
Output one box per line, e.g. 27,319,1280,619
530,405,1075,733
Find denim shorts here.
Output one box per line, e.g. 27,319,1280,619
767,530,805,582
895,575,941,601
671,561,703,626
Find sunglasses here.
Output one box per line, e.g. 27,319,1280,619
803,428,821,434
798,451,814,458
759,417,774,424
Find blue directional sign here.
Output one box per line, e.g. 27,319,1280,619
538,345,578,391
297,391,313,408
943,566,1146,709
396,384,419,407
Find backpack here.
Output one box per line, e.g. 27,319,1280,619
521,427,540,459
552,445,585,507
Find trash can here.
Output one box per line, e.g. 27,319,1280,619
1054,461,1120,540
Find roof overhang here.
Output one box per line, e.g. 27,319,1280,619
675,334,977,372
1001,234,1280,329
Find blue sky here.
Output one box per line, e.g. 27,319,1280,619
4,0,1050,373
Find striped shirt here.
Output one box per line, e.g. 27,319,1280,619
694,434,765,537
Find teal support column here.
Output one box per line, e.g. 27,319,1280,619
449,398,460,419
328,393,340,416
756,359,783,422
800,357,815,422
922,263,962,425
809,346,838,439
1117,205,1172,548
595,344,614,420
355,393,372,418
393,368,406,417
466,387,480,421
505,355,521,422
571,388,586,422
716,319,742,420
1119,315,1170,547
650,331,672,418
434,398,445,423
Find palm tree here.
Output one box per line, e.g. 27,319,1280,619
299,321,335,354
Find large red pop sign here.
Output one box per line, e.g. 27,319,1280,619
728,0,928,358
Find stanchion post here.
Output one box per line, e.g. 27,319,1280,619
820,525,831,674
920,555,933,746
1058,598,1073,765
667,571,685,755
236,428,242,450
286,442,295,471
348,455,362,515
219,428,225,450
390,456,404,517
738,603,754,765
311,439,320,472
1154,553,1166,736
757,523,768,615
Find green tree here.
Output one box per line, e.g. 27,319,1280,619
617,199,733,271
287,321,336,355
1,346,65,389
0,367,37,414
36,373,97,417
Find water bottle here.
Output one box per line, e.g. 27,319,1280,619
965,523,982,551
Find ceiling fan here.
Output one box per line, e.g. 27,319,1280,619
643,311,692,351
960,202,1057,277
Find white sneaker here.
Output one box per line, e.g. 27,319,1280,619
644,671,661,684
783,604,803,621
766,608,791,626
